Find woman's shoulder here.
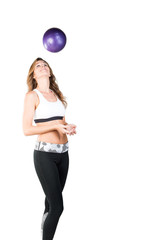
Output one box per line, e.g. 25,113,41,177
26,89,37,96
25,90,38,102
24,90,39,110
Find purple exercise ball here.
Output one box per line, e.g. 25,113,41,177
43,28,67,53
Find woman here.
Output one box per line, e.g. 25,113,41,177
22,57,77,240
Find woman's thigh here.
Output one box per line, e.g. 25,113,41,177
33,150,63,204
57,151,69,191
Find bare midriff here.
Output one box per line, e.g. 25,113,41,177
34,89,68,144
36,119,68,144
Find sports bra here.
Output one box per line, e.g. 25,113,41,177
33,88,66,123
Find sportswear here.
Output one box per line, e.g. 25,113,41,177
35,140,69,153
33,149,69,240
33,88,66,123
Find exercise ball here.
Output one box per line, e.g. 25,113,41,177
43,28,67,53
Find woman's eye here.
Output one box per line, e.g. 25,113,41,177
36,63,48,68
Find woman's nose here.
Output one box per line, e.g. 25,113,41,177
40,65,46,70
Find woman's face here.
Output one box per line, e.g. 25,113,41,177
33,60,51,79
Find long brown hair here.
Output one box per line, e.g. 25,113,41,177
26,57,67,108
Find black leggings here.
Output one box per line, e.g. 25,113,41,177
33,149,69,240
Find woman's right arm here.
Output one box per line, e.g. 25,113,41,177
22,92,69,136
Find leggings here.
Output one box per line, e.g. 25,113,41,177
33,141,69,240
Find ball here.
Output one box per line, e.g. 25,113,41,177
43,28,67,53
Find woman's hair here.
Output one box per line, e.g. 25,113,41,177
26,57,67,108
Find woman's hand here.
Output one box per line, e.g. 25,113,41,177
56,123,77,137
65,124,77,136
56,124,70,136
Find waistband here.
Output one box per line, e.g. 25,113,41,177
35,140,69,153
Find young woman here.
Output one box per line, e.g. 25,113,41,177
22,57,77,240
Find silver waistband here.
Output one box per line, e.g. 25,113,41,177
35,141,69,153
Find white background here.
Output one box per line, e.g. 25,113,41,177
0,0,160,239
